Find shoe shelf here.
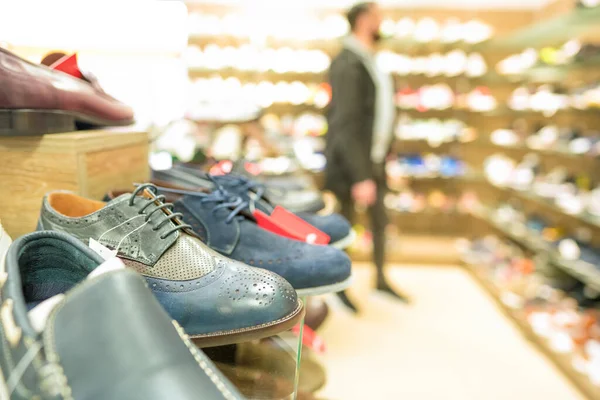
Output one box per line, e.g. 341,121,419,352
188,67,327,84
189,34,486,58
395,171,486,184
488,5,600,50
490,183,600,233
397,107,495,118
188,67,500,87
473,204,600,293
482,106,600,118
467,139,583,160
263,103,324,115
0,129,149,237
461,258,600,400
514,55,600,84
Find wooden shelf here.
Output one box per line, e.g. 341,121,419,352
462,260,600,400
0,129,149,237
396,108,480,119
188,67,504,87
483,106,600,118
263,103,323,115
468,140,583,159
188,67,326,83
393,172,486,183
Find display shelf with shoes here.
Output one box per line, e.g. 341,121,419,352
469,137,594,160
488,2,600,50
460,236,600,400
473,203,600,292
520,55,600,84
188,67,328,84
0,129,150,238
488,182,600,234
495,39,600,84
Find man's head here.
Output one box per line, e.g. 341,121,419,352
347,2,382,42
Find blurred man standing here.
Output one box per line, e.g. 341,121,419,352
325,2,409,310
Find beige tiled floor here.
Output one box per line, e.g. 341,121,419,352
316,264,584,400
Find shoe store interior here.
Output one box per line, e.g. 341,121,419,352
1,0,600,399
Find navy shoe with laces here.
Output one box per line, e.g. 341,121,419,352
153,165,355,250
107,183,353,297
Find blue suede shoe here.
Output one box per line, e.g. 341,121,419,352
130,186,353,296
152,166,355,249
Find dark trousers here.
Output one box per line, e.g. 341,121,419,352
338,163,388,282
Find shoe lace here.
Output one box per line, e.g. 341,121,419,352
129,183,192,239
154,185,249,225
210,174,269,213
7,341,69,398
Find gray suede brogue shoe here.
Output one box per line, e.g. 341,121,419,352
36,184,304,347
0,230,244,400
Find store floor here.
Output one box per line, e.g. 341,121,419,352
316,264,584,400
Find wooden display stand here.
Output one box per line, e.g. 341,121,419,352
0,129,149,238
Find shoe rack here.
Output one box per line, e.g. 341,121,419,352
0,129,149,237
459,4,600,399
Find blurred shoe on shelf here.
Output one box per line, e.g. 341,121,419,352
0,48,134,136
1,230,244,400
511,153,540,191
304,297,330,331
490,128,520,146
201,160,326,213
37,185,303,347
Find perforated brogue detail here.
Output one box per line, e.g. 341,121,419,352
218,263,296,306
122,235,216,281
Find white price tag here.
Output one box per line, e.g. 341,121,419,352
89,238,118,261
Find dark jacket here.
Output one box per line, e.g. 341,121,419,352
325,47,378,198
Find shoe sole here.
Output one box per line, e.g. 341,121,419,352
0,109,133,136
191,300,305,348
296,275,353,297
330,229,357,250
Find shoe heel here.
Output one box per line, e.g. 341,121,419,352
0,109,76,136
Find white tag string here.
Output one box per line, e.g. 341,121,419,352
98,215,144,241
114,221,149,254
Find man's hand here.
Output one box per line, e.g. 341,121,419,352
351,179,376,207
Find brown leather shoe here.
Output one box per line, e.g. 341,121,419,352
0,48,134,136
